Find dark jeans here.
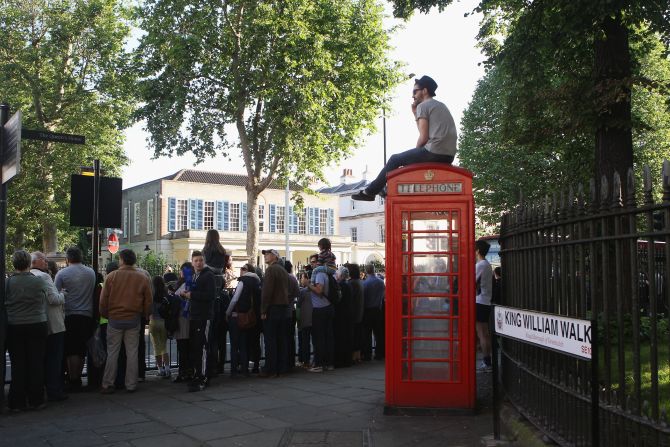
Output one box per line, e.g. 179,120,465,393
217,316,229,373
248,324,262,370
206,299,220,379
45,331,65,398
362,307,385,360
176,338,191,378
298,326,312,364
7,322,48,409
262,305,290,375
367,147,454,195
188,320,209,380
229,317,249,375
312,306,334,368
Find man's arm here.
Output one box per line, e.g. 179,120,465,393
416,117,429,148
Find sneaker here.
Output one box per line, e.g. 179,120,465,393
351,190,375,201
308,366,324,373
477,361,492,373
163,367,172,378
157,367,166,377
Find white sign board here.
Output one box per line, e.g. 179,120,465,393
397,182,462,195
493,305,592,360
2,111,21,184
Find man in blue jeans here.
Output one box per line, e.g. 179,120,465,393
352,75,457,201
260,249,290,377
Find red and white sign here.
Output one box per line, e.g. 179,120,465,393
107,233,119,254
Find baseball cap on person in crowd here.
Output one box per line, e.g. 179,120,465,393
262,249,279,257
414,75,438,96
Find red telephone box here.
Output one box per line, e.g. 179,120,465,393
384,163,476,410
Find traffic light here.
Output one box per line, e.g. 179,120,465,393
653,211,665,231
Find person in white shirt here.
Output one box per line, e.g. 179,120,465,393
475,239,494,372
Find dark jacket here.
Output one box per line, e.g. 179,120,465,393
189,267,216,320
203,247,228,271
236,274,260,313
261,262,289,314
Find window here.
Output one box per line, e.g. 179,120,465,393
176,199,188,231
230,203,240,231
378,196,385,206
351,227,358,242
298,209,306,234
204,201,215,230
276,205,285,233
146,199,154,234
123,207,128,239
258,204,265,232
133,202,141,235
379,224,385,243
319,209,328,234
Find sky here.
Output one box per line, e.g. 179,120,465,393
121,0,486,189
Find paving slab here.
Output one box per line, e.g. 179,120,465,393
179,418,260,441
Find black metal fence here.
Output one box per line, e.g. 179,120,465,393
499,163,670,446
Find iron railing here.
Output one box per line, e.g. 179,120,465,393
499,162,670,446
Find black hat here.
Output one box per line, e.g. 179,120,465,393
415,75,438,96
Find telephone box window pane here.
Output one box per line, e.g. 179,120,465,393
402,340,409,359
411,340,451,359
452,299,459,316
451,233,459,252
413,276,452,295
402,234,409,252
453,341,459,357
402,318,409,337
452,362,460,381
402,298,409,315
451,212,459,230
410,234,450,252
452,318,459,338
451,255,459,273
402,362,410,380
412,255,450,274
410,211,451,231
403,255,409,273
412,362,451,381
402,212,409,231
411,297,450,316
412,318,449,338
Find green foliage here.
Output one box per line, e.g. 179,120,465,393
137,251,170,278
0,0,137,253
136,0,403,260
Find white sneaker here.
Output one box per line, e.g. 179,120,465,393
308,366,324,373
477,361,492,372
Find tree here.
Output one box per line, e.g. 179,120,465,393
137,0,402,263
0,0,136,253
458,29,670,229
390,0,670,195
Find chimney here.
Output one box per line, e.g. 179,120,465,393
340,168,353,184
361,165,369,181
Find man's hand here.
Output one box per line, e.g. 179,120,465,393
261,313,267,320
182,291,191,299
411,100,418,117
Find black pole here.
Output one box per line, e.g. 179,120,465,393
0,104,8,394
492,305,501,440
591,318,599,446
92,159,100,274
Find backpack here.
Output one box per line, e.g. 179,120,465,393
159,295,180,334
325,273,342,305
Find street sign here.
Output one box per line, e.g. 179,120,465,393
108,232,119,254
2,111,22,184
22,129,85,145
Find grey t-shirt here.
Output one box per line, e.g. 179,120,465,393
415,98,457,156
310,272,331,309
55,263,96,317
476,259,493,306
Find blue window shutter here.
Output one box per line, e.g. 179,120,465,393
308,207,314,235
328,209,334,235
288,207,295,233
315,208,320,234
270,204,276,233
197,199,204,230
241,203,247,231
188,199,195,229
168,198,176,232
223,201,230,231
216,201,224,230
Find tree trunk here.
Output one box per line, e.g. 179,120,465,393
245,185,259,266
42,170,58,253
594,11,633,194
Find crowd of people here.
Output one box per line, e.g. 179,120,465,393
0,231,387,411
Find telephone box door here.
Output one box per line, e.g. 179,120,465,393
385,164,475,409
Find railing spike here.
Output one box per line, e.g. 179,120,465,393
577,184,586,215
590,178,598,211
626,168,636,207
600,176,609,211
612,171,623,209
643,164,653,205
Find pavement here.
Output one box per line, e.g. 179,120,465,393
0,361,495,447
